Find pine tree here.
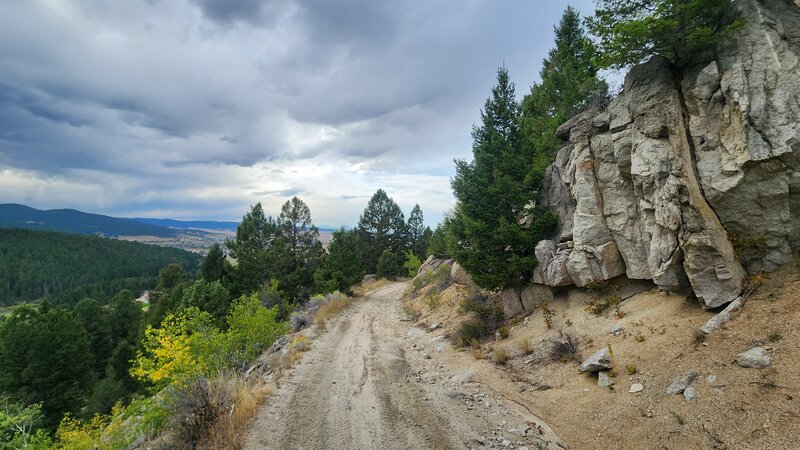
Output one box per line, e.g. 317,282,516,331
450,67,557,290
587,0,742,70
0,306,93,429
357,190,409,273
200,243,225,283
275,197,324,302
314,227,366,294
522,6,608,169
406,205,430,259
225,203,279,297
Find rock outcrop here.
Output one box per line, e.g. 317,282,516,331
534,0,800,309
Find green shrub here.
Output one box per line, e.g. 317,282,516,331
403,251,422,277
498,326,510,340
453,319,487,347
376,250,404,280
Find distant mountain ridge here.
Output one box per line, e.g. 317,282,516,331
0,203,339,238
0,204,180,237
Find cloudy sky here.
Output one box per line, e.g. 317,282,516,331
0,0,594,227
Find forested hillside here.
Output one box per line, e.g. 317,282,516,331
0,204,180,237
0,228,201,304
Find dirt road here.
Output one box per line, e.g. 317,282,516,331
245,282,563,450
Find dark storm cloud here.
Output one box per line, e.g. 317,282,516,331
190,0,267,24
0,0,596,224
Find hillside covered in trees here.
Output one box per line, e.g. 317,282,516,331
0,204,182,238
0,228,201,305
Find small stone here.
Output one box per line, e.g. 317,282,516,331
706,374,717,384
579,348,612,373
429,322,441,330
629,383,644,393
736,347,771,369
683,386,696,401
666,371,699,395
518,384,527,393
700,296,744,334
420,352,431,360
610,325,624,335
500,439,511,447
450,370,475,385
598,370,615,388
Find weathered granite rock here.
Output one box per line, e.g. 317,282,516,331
700,296,744,334
598,370,615,388
417,255,453,276
500,287,524,319
579,348,612,373
450,370,475,385
683,0,800,274
533,240,573,287
736,347,772,369
450,262,472,285
520,284,553,314
533,0,800,306
666,371,699,395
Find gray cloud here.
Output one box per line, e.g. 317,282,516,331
0,0,596,225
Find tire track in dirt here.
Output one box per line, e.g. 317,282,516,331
245,282,562,450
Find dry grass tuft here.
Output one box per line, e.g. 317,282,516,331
518,337,533,355
493,346,510,365
201,379,271,450
314,294,352,328
169,374,272,450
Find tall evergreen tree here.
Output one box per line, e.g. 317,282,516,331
0,306,93,429
180,279,231,327
450,67,557,290
226,203,279,297
143,263,188,329
274,197,324,302
357,189,409,273
313,227,366,294
73,298,113,376
200,243,225,283
406,204,429,259
522,6,608,170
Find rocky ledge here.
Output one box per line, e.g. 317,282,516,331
524,0,800,311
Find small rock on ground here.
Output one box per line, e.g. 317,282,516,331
683,386,696,401
666,371,699,395
579,348,612,373
598,371,615,388
451,370,475,385
629,383,644,393
736,347,771,369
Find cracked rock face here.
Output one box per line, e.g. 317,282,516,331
534,0,800,308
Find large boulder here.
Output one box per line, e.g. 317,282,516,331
682,0,800,274
520,284,553,314
533,240,573,287
417,255,453,277
500,287,524,319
